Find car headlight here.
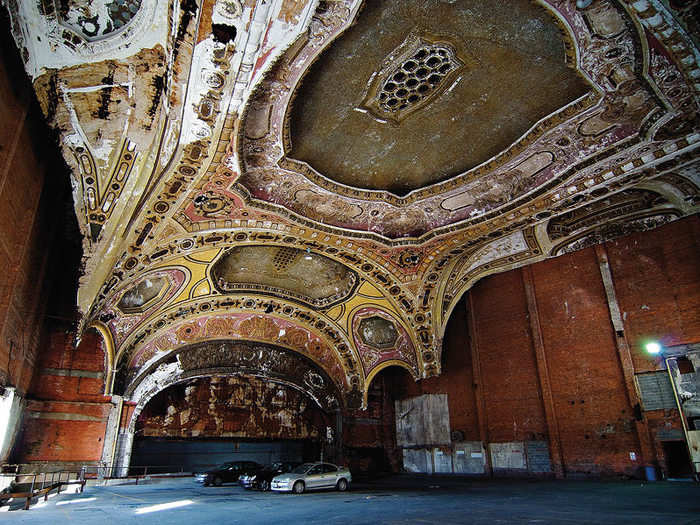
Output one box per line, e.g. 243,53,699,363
250,475,256,480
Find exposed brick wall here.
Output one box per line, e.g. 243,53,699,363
29,330,107,403
390,217,699,478
530,248,639,476
343,376,402,472
382,299,480,441
605,216,700,372
12,329,111,466
0,21,49,395
18,401,111,462
471,269,548,443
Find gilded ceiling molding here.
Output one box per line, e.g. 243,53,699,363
432,227,545,337
87,320,116,395
546,188,685,256
623,0,700,104
237,0,677,239
121,0,322,263
89,232,420,329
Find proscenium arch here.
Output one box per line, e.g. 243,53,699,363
123,339,350,411
114,345,345,478
129,373,339,443
113,308,364,397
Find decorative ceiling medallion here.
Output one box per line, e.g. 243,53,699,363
358,316,399,349
359,34,465,125
117,275,170,314
193,191,234,218
211,246,359,308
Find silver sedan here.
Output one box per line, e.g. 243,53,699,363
271,462,351,494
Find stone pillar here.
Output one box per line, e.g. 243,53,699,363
100,395,124,478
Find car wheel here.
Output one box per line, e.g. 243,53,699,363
336,478,348,492
292,481,305,494
260,479,270,492
203,482,210,487
213,476,222,487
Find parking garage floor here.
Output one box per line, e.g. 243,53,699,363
2,476,699,524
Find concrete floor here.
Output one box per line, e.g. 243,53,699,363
1,476,699,524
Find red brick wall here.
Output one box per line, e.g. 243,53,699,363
13,329,111,465
530,248,639,476
606,216,700,371
380,299,480,441
391,216,700,478
0,27,49,395
471,269,548,443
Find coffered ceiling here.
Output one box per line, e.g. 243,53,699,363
4,0,699,408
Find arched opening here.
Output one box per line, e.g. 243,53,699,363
343,296,483,475
343,365,416,476
107,340,347,476
130,374,334,474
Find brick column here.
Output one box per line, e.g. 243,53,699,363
522,266,565,478
467,291,492,476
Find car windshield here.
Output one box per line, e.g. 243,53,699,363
291,463,315,474
216,463,232,470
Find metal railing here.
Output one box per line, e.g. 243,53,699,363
81,464,192,484
0,467,86,510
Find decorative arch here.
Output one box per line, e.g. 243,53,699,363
114,310,363,402
126,340,345,412
88,320,116,394
111,339,344,477
363,361,419,408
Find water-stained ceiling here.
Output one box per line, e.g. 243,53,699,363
4,0,699,409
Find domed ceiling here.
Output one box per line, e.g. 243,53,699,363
287,0,590,194
5,0,699,408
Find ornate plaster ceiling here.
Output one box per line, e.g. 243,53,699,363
287,0,590,194
4,0,699,409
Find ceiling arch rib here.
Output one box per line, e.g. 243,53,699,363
126,340,346,419
113,309,360,402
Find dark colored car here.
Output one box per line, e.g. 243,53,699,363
195,460,261,486
239,462,299,491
